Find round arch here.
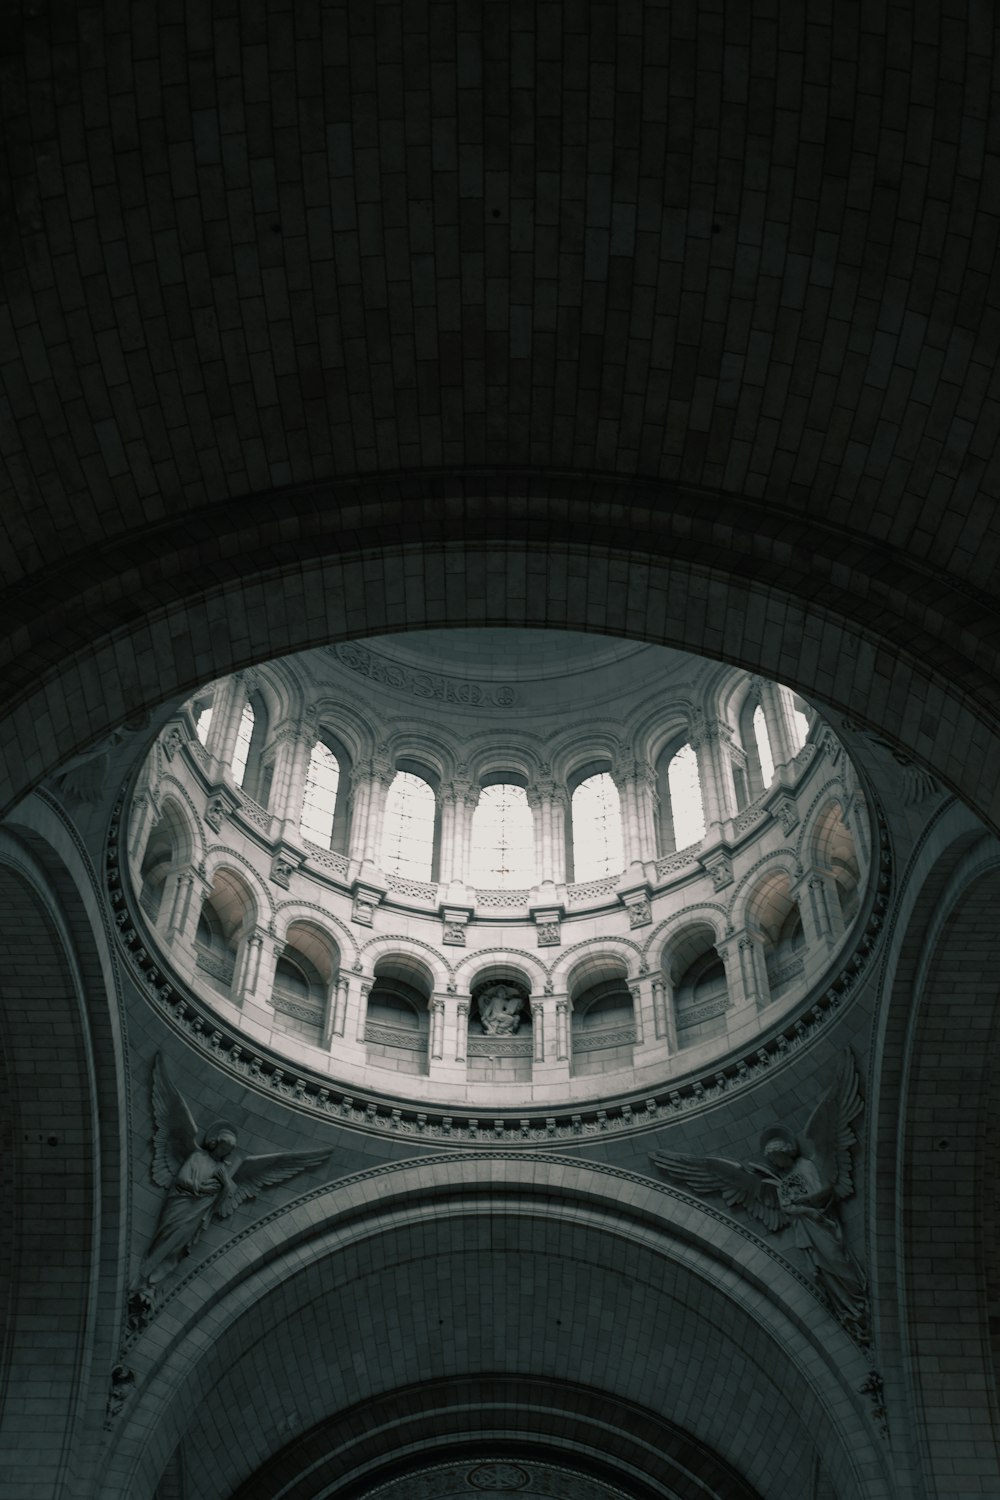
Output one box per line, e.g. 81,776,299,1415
100,1157,890,1500
1,483,996,840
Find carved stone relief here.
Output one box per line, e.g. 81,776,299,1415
128,1055,330,1330
333,641,519,708
475,982,528,1035
650,1050,869,1343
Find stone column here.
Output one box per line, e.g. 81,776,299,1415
271,728,312,839
206,673,246,778
759,681,800,768
531,999,545,1064
634,769,659,865
455,998,470,1063
459,783,480,885
129,788,159,865
325,973,350,1043
690,718,738,828
720,929,769,1011
795,870,846,947
437,786,459,885
429,997,446,1062
527,776,568,886
628,984,644,1045
439,777,477,886
555,998,569,1061
611,755,643,867
234,925,276,1006
347,751,395,866
650,973,678,1051
164,864,209,946
355,981,372,1044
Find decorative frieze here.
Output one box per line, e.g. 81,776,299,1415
333,640,519,709
467,1036,533,1057
572,1026,637,1052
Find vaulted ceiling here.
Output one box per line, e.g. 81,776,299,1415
1,2,999,827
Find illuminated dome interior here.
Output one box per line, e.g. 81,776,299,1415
125,629,870,1113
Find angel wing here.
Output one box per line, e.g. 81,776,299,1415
215,1148,331,1219
800,1050,863,1200
149,1053,200,1189
650,1151,789,1233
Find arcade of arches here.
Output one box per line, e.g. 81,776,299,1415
2,5,1000,1500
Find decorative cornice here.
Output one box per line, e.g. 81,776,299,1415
332,641,520,709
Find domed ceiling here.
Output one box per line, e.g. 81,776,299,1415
121,627,877,1129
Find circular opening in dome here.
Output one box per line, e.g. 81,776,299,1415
124,629,874,1116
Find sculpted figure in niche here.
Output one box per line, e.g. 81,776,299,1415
476,981,527,1035
650,1051,868,1341
129,1054,330,1328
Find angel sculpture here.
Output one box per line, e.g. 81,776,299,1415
129,1054,330,1326
650,1051,868,1341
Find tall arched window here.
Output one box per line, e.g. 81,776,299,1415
571,773,623,882
752,704,775,787
231,701,255,787
667,744,706,848
382,771,437,881
470,783,536,888
300,741,341,847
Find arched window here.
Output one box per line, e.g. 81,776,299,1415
667,744,706,848
300,741,341,847
231,701,255,787
753,704,775,787
382,771,437,881
469,783,536,888
571,773,623,882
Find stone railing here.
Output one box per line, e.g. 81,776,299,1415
467,1035,533,1056
733,794,771,834
572,1026,636,1052
386,871,439,902
566,873,620,904
195,946,234,985
273,992,324,1024
655,844,701,880
364,1022,425,1050
301,840,350,879
237,792,271,832
766,958,805,991
474,888,532,909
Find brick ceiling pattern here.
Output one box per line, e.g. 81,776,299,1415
2,1,998,582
